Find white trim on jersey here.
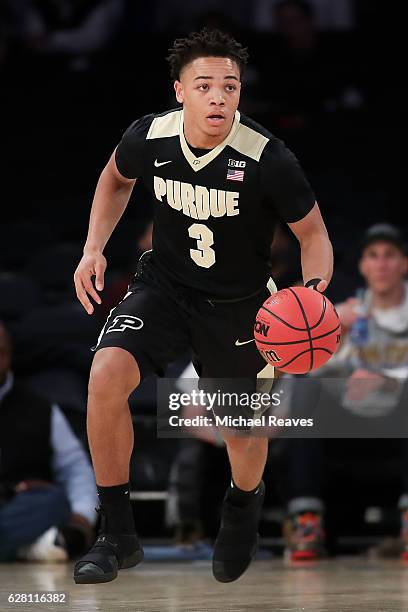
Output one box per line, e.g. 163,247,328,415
146,108,271,172
230,123,269,162
256,277,278,393
146,110,181,140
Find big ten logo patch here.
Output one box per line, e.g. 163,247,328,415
106,315,144,334
228,159,246,168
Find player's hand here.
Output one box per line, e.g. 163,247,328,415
335,298,360,331
315,279,328,293
74,251,106,315
304,278,328,292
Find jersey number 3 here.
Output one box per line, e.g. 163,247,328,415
188,223,216,268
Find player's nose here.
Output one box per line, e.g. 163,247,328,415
209,92,225,105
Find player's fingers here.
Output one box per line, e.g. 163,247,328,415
74,277,95,315
316,279,328,293
95,261,105,291
306,279,327,292
83,278,102,304
78,290,94,315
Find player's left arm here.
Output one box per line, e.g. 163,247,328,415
261,140,333,291
288,202,333,293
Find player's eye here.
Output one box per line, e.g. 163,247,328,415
198,84,209,91
226,85,237,92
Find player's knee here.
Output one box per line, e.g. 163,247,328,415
88,347,141,399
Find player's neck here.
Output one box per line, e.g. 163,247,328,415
183,116,233,150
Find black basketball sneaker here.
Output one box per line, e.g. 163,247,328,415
74,508,144,584
212,480,265,582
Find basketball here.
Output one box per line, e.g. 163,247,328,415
254,287,341,374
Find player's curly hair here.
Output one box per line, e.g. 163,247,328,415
167,28,249,82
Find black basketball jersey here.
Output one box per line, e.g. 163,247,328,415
115,108,315,299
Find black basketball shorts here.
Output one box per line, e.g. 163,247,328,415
94,252,276,393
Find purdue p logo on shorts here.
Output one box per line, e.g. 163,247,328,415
106,315,144,334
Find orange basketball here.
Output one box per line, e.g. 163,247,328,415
254,286,341,374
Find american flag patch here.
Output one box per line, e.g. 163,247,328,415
226,168,245,182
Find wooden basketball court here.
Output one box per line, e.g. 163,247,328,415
1,558,408,611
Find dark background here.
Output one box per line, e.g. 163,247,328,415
1,0,406,545
1,0,404,302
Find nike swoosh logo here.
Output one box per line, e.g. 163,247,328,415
235,339,255,347
154,159,172,167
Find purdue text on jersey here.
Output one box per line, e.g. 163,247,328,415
154,177,239,220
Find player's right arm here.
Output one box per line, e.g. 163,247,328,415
74,150,136,314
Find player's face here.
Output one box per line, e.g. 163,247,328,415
359,241,408,294
174,56,241,146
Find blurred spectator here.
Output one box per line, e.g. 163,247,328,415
264,0,362,126
166,363,219,547
12,300,100,413
283,223,408,560
0,320,98,562
334,224,408,385
154,1,250,34
7,0,124,70
252,0,354,31
102,220,153,317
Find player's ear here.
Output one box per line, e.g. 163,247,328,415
174,80,184,104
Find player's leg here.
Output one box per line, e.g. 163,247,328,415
87,347,140,486
191,284,274,582
211,434,268,583
74,347,144,584
224,436,268,492
74,273,189,584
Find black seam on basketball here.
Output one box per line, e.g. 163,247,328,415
276,347,333,370
260,305,309,332
260,294,327,333
308,295,327,330
255,323,341,346
288,288,314,371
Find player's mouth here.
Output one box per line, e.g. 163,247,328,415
206,113,225,126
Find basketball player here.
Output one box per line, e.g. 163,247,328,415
73,29,333,584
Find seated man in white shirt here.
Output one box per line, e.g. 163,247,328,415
0,321,98,562
283,224,408,560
